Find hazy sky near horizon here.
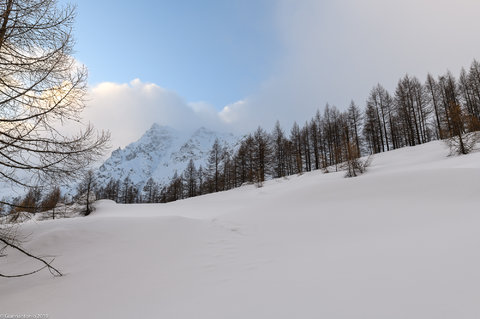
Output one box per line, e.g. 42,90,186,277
70,0,480,148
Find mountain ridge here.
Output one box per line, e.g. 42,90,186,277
96,123,239,188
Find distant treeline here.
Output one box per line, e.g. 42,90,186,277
97,60,480,204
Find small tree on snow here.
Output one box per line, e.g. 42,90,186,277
77,170,96,216
344,142,371,178
40,187,61,219
445,103,480,155
207,139,224,192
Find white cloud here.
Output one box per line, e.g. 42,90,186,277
81,79,235,148
219,100,247,124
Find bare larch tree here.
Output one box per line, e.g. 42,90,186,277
0,0,109,277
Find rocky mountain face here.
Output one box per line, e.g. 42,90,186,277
96,124,239,188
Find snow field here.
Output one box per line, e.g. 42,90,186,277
1,140,480,318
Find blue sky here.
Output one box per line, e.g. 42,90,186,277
69,0,480,148
70,0,280,109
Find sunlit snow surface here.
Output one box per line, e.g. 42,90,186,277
1,141,480,318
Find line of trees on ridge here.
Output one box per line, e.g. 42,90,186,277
95,60,480,204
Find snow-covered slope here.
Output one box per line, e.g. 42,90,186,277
97,124,238,186
1,141,480,318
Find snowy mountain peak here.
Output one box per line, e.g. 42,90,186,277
147,123,177,135
97,124,238,187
